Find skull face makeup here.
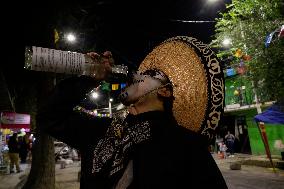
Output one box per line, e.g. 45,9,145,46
119,69,171,106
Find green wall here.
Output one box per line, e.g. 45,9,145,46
227,108,284,156
248,123,284,156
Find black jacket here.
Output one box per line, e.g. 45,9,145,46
39,76,227,189
8,137,19,153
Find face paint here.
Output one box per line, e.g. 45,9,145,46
119,69,171,106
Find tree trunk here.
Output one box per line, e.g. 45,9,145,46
23,75,56,189
23,129,55,189
22,2,58,188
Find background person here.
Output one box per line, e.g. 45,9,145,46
8,133,21,173
225,131,235,157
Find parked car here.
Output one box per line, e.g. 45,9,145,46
54,141,70,160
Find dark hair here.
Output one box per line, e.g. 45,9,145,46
159,85,175,118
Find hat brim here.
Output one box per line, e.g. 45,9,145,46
139,36,224,141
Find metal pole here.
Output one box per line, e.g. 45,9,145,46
109,101,112,118
256,122,276,173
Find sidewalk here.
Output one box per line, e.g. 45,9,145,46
212,153,284,169
54,162,80,189
0,163,30,189
0,154,283,189
0,161,81,189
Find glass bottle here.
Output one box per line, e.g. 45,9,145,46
24,46,128,76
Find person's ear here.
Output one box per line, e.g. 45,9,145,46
157,87,171,97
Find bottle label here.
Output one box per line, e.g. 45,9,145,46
31,46,85,75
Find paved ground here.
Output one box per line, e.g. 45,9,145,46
221,165,284,189
0,154,284,189
54,162,80,189
0,163,30,189
215,155,284,189
0,162,81,189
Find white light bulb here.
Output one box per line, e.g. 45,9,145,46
91,92,99,99
222,38,231,46
66,33,76,42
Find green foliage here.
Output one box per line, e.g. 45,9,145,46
225,76,254,105
212,0,284,101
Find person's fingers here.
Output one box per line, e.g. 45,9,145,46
87,52,100,59
87,51,112,58
86,51,114,80
102,51,112,57
127,105,138,115
90,63,112,80
87,51,114,65
101,52,114,67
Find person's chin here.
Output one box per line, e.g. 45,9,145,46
121,97,139,106
121,100,134,106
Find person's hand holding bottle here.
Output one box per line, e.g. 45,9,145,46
86,51,114,80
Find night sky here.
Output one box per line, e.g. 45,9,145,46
4,0,230,83
23,0,229,66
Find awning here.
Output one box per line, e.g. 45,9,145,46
254,101,284,124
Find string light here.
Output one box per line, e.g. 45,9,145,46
73,105,111,118
170,19,216,23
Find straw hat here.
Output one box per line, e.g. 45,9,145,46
139,36,224,141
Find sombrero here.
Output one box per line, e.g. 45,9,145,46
139,36,224,141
